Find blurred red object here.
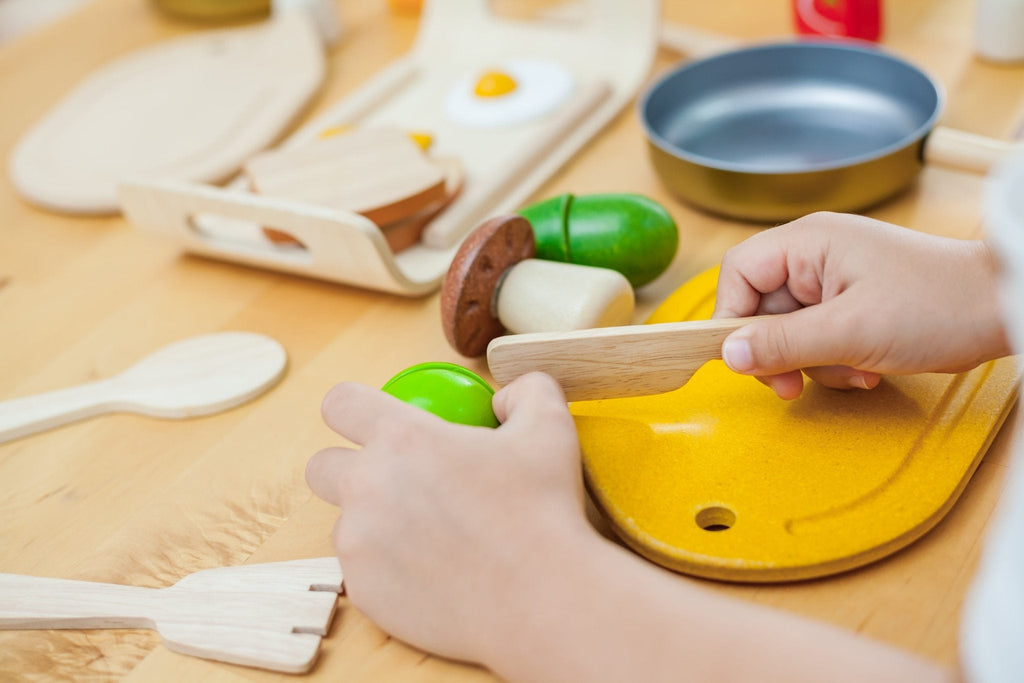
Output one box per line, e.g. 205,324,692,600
793,0,882,42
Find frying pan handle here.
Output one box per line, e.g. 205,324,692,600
924,126,1023,175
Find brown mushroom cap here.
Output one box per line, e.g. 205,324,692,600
440,214,536,357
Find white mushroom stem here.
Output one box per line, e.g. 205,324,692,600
495,259,635,334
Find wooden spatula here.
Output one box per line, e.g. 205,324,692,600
0,332,287,444
487,317,764,401
0,558,342,673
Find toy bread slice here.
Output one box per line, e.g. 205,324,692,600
377,156,465,252
245,128,447,226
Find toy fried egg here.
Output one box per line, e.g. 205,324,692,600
445,59,575,128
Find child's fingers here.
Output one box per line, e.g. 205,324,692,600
492,372,566,423
755,285,805,315
758,370,806,400
492,372,578,449
714,238,792,319
721,303,866,377
320,381,430,445
306,447,356,506
803,366,882,391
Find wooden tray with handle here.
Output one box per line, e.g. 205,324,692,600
119,0,659,296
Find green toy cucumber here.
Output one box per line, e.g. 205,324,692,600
518,193,678,288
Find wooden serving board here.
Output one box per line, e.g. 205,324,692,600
9,10,325,214
573,267,1020,582
120,0,660,296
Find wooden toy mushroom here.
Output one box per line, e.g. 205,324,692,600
441,214,635,357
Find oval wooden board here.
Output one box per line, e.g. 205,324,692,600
573,267,1020,582
9,11,324,215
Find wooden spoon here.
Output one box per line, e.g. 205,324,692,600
0,332,287,444
486,317,766,401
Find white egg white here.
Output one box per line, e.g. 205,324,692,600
445,59,575,128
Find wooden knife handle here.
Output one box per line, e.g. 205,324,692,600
487,316,766,401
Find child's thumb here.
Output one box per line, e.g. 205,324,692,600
721,308,846,376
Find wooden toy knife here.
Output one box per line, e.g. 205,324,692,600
486,317,766,401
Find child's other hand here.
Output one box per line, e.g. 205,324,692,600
713,212,1009,399
305,372,590,663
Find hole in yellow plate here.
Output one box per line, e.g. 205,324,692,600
696,505,735,532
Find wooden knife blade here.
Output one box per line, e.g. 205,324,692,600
486,317,766,401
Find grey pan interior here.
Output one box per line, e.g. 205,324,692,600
640,41,945,220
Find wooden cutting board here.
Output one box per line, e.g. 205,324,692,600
573,267,1020,582
8,10,325,215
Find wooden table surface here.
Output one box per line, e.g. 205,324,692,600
2,0,1023,680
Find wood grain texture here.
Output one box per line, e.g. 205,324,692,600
1,0,1023,680
487,317,761,400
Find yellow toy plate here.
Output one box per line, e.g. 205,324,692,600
573,267,1020,582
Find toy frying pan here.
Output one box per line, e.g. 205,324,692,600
641,40,1023,221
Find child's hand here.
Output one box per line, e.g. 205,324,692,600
305,372,591,663
713,212,1010,399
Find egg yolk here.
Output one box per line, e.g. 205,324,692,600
318,125,433,151
473,70,517,98
407,131,433,150
318,124,353,139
